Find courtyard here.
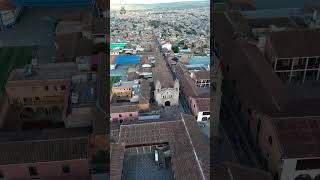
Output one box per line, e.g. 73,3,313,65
122,146,175,180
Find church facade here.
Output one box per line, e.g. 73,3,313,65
154,79,179,107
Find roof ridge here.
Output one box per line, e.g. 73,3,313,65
180,113,206,180
0,136,88,145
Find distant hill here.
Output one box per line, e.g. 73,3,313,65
111,1,210,10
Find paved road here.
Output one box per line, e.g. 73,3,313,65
154,39,192,115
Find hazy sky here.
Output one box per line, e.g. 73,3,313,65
110,0,204,5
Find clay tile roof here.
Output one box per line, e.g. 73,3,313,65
111,113,210,180
138,67,152,73
272,117,320,158
55,33,92,63
139,79,150,104
110,104,139,113
153,52,174,88
193,71,210,80
268,29,320,58
127,72,139,81
0,128,90,165
214,12,291,115
195,98,210,112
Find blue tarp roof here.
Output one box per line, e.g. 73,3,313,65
115,55,140,65
188,56,210,66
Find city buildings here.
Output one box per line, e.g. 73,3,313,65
214,7,320,180
153,52,180,107
5,63,76,125
0,3,108,179
0,128,91,180
110,4,211,180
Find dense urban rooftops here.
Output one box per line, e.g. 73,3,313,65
0,127,90,165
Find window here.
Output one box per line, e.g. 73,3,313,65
35,97,40,101
129,114,132,117
45,86,49,91
268,136,272,145
203,112,210,115
29,167,38,176
62,165,70,174
61,85,66,90
54,86,58,91
119,114,122,117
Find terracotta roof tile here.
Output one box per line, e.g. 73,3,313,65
111,113,209,180
268,29,320,58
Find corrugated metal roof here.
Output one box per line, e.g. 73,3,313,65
110,43,127,50
115,55,140,65
188,56,210,66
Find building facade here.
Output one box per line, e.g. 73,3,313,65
265,30,320,84
154,79,179,107
5,63,76,124
0,159,89,180
110,104,139,122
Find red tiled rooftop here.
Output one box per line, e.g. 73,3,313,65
272,117,320,158
111,114,210,180
194,98,210,112
268,29,320,59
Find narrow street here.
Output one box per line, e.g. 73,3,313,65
220,96,261,168
155,39,192,115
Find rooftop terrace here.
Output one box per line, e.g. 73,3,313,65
8,63,77,81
